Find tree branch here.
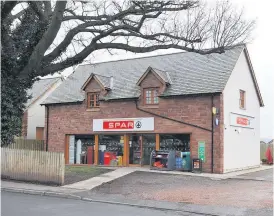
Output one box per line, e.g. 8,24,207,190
5,9,26,24
96,42,226,54
43,1,52,18
44,1,196,63
20,1,67,78
40,41,229,76
1,1,18,20
41,43,98,75
108,32,202,43
28,1,45,21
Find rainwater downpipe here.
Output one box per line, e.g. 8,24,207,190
46,105,49,152
135,97,215,173
134,100,212,132
211,95,214,173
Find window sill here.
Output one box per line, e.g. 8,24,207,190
86,108,100,112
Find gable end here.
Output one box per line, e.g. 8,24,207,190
243,48,264,107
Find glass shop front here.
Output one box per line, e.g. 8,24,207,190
72,135,95,165
97,134,156,166
98,134,124,166
129,134,156,166
67,133,190,167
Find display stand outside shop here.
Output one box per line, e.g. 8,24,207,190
192,158,202,173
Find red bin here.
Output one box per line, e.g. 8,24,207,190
104,152,111,165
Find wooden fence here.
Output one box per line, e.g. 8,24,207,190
1,148,64,185
8,138,44,151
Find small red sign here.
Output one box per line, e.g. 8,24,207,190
236,117,249,126
103,121,134,130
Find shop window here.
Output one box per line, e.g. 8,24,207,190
160,134,190,152
74,135,95,164
239,90,246,109
98,135,124,166
144,88,159,105
87,92,100,108
129,135,142,165
142,134,156,165
129,134,156,165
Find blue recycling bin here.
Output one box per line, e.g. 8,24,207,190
181,152,191,171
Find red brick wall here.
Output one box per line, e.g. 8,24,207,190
46,94,224,173
21,111,28,137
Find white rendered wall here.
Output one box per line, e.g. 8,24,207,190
223,51,261,173
27,80,62,139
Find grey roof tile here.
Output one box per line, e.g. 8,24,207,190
26,77,61,107
43,46,244,104
96,74,112,89
151,67,171,83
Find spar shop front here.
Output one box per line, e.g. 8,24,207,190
42,46,263,173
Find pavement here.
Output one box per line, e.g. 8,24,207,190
1,180,86,195
1,165,273,216
62,165,273,190
137,165,273,180
63,167,135,190
232,169,273,181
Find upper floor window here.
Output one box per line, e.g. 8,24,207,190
144,88,159,105
239,90,246,109
87,92,100,108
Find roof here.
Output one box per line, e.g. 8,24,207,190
81,73,112,90
97,74,113,89
136,67,171,85
242,48,264,107
26,77,61,107
43,45,262,105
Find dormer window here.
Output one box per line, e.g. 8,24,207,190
87,92,100,108
144,88,159,105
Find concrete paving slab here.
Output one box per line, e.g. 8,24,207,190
235,168,273,181
134,165,273,179
62,167,135,190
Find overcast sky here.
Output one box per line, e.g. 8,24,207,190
56,0,273,139
235,0,274,139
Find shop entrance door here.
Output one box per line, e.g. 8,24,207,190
129,134,142,165
142,134,156,166
128,134,156,166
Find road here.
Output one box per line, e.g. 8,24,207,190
1,191,200,216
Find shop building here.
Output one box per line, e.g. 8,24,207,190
42,45,264,173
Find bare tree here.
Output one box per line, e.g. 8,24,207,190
1,0,255,145
3,0,255,77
